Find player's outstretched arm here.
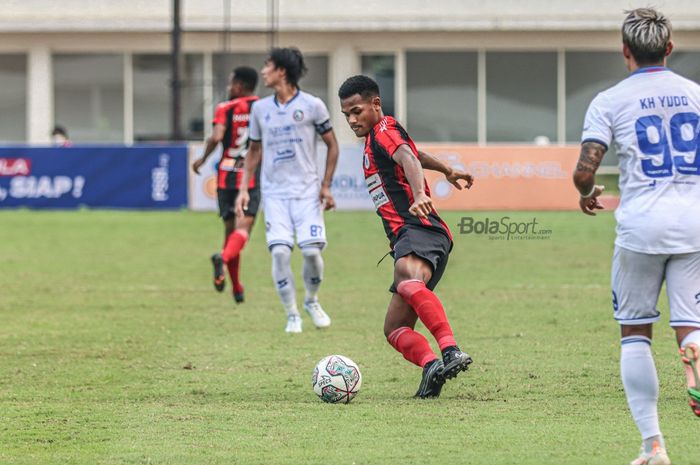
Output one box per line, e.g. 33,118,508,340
573,141,607,216
319,130,339,211
394,145,432,218
234,141,262,217
192,124,225,174
417,150,473,190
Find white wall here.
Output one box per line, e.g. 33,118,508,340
1,0,700,31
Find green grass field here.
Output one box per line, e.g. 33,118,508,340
1,209,698,465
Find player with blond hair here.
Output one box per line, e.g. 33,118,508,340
574,8,700,465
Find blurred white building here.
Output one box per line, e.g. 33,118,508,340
1,0,699,146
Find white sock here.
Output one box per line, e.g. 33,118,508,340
620,336,663,450
301,246,323,303
680,329,700,349
270,245,298,316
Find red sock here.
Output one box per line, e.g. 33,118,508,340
227,256,244,294
222,230,248,294
222,230,248,263
397,279,457,351
386,326,438,367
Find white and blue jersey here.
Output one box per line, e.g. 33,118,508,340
582,67,700,254
249,90,332,199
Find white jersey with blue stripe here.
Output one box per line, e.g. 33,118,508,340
582,67,700,254
248,90,332,199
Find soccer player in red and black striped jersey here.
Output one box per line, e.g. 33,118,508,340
192,67,260,304
339,75,475,398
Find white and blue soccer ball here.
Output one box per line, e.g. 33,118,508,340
312,355,362,404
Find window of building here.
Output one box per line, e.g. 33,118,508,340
133,54,204,141
300,55,330,105
669,52,700,84
566,52,627,142
54,54,124,143
361,54,395,116
0,55,27,143
486,52,557,143
406,51,478,142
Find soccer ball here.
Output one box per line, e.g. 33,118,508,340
312,355,362,404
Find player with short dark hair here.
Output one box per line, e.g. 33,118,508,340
192,66,260,303
338,74,474,398
236,47,339,333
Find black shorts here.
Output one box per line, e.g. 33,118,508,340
217,187,260,221
389,226,453,293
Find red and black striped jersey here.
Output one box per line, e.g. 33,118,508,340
212,95,259,190
363,116,452,247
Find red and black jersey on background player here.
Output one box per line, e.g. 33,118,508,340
363,116,452,247
211,95,260,190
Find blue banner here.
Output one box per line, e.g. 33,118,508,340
0,146,187,209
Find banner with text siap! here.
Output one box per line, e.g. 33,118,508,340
0,146,188,209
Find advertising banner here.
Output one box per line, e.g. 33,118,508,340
330,144,373,210
188,143,373,211
419,145,580,210
188,143,220,212
0,146,188,209
188,143,581,212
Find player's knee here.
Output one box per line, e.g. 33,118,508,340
236,216,255,234
396,279,426,299
620,323,653,339
270,244,292,264
223,218,236,235
383,323,398,339
300,245,322,259
394,256,432,284
674,326,700,346
384,320,412,339
271,245,291,258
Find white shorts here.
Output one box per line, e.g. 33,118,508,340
263,196,327,249
611,245,700,327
